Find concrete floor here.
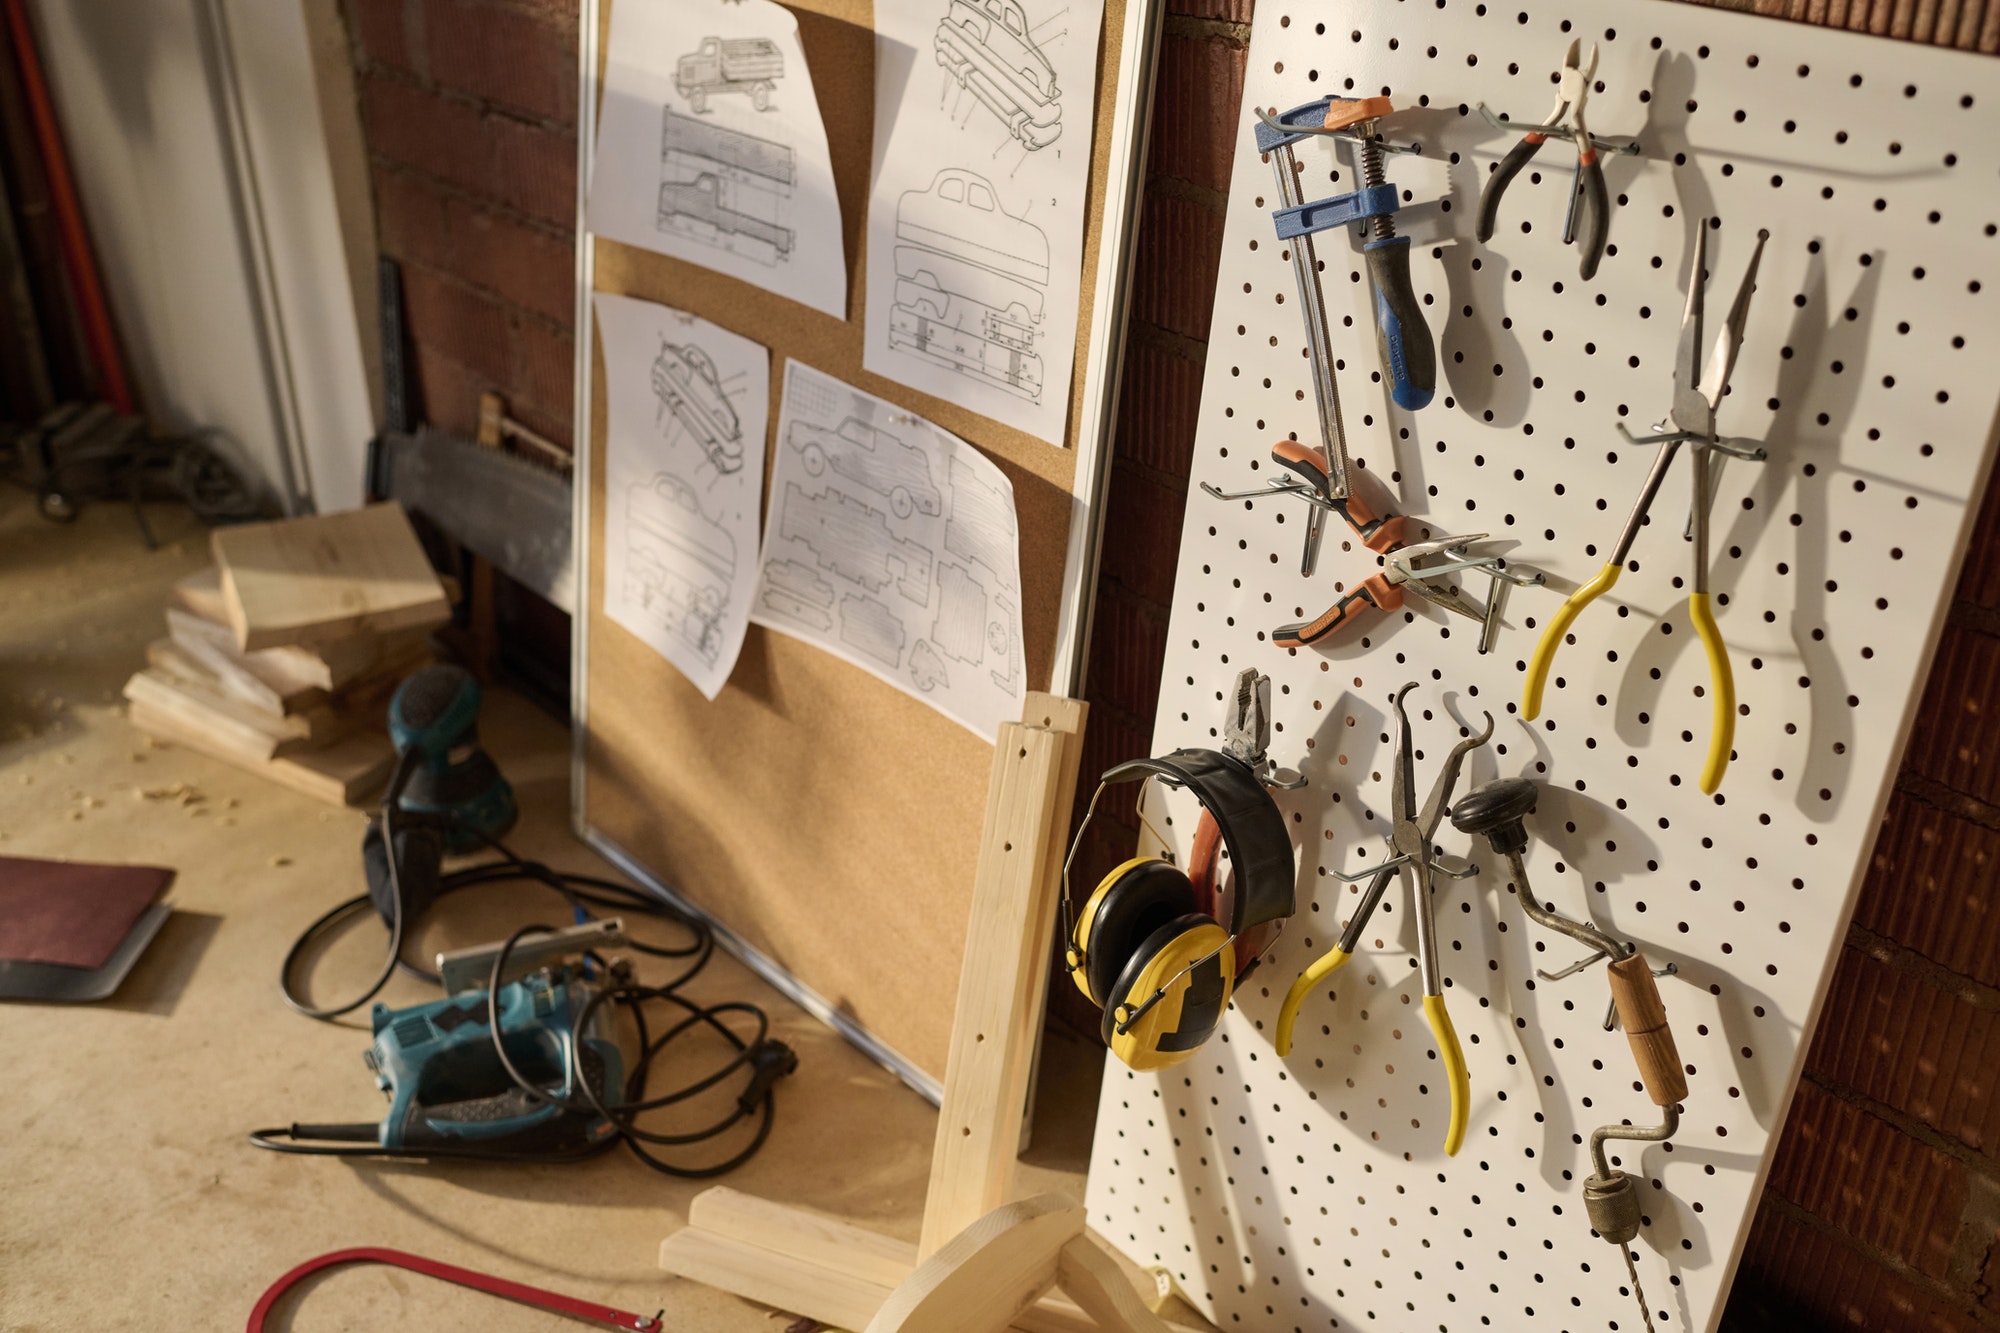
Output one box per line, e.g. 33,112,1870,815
0,491,1105,1331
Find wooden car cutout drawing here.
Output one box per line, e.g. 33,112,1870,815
652,340,744,475
934,0,1060,149
787,417,942,519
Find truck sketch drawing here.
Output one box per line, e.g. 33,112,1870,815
653,341,743,474
934,0,1060,149
944,455,1019,590
659,110,795,266
759,558,835,629
788,417,942,519
890,169,1047,402
676,37,783,114
932,561,987,664
624,475,737,666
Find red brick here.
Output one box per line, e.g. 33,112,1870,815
1149,34,1246,196
425,0,577,125
1098,464,1187,608
447,197,572,323
1764,1079,1968,1278
348,0,424,75
1807,945,2000,1159
508,397,572,455
1730,1206,1980,1332
1853,790,2000,991
488,116,577,227
1130,193,1224,342
1903,624,2000,808
1114,338,1205,479
402,266,512,383
362,73,487,194
511,319,572,430
410,338,481,437
1169,0,1253,21
371,167,454,271
1955,465,2000,612
1084,587,1168,724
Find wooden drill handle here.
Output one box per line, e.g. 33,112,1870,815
1607,952,1688,1106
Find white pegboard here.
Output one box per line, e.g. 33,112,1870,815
1082,4,2000,1331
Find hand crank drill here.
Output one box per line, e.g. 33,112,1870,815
1451,778,1684,1333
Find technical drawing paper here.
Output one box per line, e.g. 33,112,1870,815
596,292,769,700
862,0,1104,446
587,0,845,318
752,360,1025,740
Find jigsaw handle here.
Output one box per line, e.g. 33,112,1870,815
1607,952,1688,1106
1365,237,1435,410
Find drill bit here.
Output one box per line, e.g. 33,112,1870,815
1619,1240,1656,1333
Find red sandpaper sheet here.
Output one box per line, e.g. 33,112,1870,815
0,856,174,969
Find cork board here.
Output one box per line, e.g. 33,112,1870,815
575,0,1145,1088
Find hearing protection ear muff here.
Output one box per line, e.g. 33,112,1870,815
1062,748,1295,1072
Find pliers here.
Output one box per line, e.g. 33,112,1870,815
1522,225,1769,793
1204,439,1539,650
1475,40,1633,280
1275,685,1491,1156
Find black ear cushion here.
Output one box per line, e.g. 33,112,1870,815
1086,861,1199,1006
1100,913,1226,1049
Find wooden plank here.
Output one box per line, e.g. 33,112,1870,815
919,717,1070,1259
659,1225,895,1331
168,566,230,623
687,1187,916,1290
867,1195,1079,1333
1008,694,1087,1155
1056,1239,1173,1333
123,671,286,762
124,664,333,758
166,609,327,716
127,700,393,807
211,502,448,651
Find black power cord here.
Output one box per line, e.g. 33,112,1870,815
256,768,794,1175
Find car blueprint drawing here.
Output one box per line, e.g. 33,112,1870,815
934,0,1060,149
624,474,737,666
788,417,942,519
889,169,1047,402
653,340,743,474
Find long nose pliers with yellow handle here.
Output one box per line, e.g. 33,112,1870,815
1521,223,1770,794
1276,684,1491,1156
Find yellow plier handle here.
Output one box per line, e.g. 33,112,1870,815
1423,993,1470,1156
1521,561,1622,719
1274,945,1351,1057
1688,592,1735,793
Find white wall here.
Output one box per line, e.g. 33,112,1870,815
30,0,375,512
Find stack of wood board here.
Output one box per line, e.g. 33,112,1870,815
124,504,454,807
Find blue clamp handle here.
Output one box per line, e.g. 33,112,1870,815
1254,98,1340,152
1272,183,1400,239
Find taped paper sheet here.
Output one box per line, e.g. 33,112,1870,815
863,0,1104,446
751,360,1025,740
596,292,769,699
588,0,846,319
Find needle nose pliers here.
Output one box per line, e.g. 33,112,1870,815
1276,685,1491,1156
1476,40,1620,280
1521,224,1769,794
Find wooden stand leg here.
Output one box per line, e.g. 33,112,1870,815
658,695,1189,1332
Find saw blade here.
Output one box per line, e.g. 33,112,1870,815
379,430,574,612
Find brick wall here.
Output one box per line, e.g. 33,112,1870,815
343,0,578,450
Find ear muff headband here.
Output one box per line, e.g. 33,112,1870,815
1097,749,1295,934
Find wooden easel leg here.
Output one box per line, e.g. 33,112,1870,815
1056,1235,1175,1333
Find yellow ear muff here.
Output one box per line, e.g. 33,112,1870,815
1104,917,1235,1073
1070,857,1193,1006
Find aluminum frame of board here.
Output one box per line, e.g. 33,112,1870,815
566,0,1166,1098
1082,7,2000,1333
